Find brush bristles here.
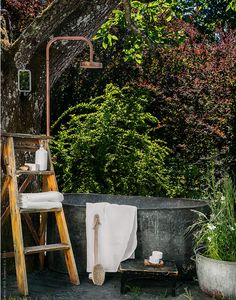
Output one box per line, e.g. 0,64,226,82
92,264,105,286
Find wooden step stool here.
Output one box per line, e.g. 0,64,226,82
1,133,79,296
119,259,178,296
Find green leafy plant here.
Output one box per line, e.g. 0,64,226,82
191,175,236,262
94,0,184,63
227,0,236,11
183,287,194,300
127,284,142,296
52,84,171,196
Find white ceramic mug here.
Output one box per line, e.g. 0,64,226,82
149,256,160,264
152,251,163,259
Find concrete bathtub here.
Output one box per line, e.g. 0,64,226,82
47,193,208,277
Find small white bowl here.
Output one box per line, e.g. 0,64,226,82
25,163,39,171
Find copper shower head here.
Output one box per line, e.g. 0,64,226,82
46,36,103,136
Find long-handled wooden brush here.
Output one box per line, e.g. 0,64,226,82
92,214,105,285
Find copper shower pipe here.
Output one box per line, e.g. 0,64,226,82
46,36,102,136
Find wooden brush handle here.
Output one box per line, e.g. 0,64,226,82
93,214,101,265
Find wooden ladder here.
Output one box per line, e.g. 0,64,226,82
1,133,79,296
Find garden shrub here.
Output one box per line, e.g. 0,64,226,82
139,27,236,197
142,26,236,162
191,175,236,261
51,18,236,198
52,84,171,196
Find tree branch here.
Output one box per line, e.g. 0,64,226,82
13,0,119,73
47,2,118,85
123,0,154,49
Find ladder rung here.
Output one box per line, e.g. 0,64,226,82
24,243,70,255
16,170,54,175
1,132,51,140
1,251,15,258
15,145,39,151
20,208,62,214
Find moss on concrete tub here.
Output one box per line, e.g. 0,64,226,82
47,193,208,277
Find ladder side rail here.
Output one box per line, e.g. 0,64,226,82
5,137,29,296
45,141,79,285
1,175,10,202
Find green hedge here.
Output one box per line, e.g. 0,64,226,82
52,84,171,196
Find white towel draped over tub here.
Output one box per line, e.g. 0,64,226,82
86,202,137,272
18,191,64,209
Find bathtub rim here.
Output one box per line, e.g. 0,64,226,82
62,192,209,211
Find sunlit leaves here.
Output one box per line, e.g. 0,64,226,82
52,84,171,196
94,0,183,63
227,0,236,11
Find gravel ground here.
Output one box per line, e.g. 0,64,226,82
2,270,213,300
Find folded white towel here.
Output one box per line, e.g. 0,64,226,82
86,202,137,273
18,201,62,209
18,192,64,203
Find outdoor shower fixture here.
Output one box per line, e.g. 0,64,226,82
46,36,103,136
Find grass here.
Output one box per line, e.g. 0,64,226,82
190,175,236,261
183,288,194,300
127,284,142,296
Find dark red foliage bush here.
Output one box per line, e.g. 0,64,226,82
4,0,52,38
5,0,43,17
140,24,236,169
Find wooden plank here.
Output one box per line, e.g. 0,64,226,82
38,212,47,271
24,243,70,255
16,170,54,175
1,147,11,226
46,174,59,192
1,251,15,258
14,140,39,150
55,210,80,285
14,145,38,151
119,260,178,275
2,244,69,258
2,141,9,167
1,205,10,226
6,137,29,296
20,208,62,214
1,132,51,140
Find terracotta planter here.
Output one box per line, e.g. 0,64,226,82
196,253,236,299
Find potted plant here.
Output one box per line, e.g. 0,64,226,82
191,175,236,299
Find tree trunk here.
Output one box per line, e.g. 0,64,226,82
1,0,120,134
1,0,119,275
